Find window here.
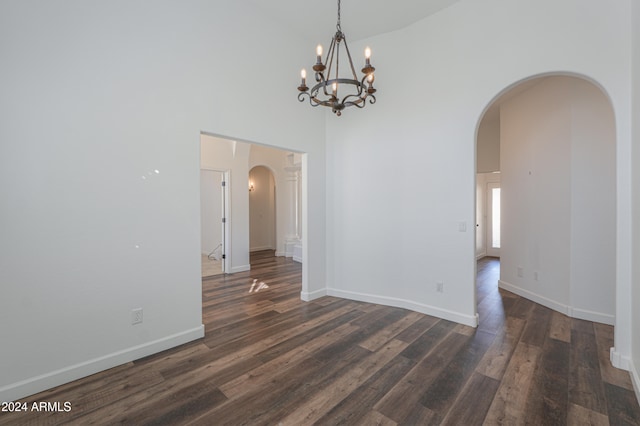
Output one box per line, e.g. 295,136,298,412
491,187,501,248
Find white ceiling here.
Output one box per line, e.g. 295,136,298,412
245,0,462,43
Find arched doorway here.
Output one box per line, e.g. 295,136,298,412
475,74,616,326
249,165,277,254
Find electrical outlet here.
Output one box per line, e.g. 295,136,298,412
534,271,539,281
517,266,523,278
132,308,143,325
436,281,444,293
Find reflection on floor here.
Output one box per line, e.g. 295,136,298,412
201,254,223,277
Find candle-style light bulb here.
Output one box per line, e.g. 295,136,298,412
316,44,324,65
298,68,308,92
313,44,326,72
364,46,372,68
361,46,375,75
300,68,307,87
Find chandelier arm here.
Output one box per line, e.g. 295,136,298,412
343,93,376,108
343,100,366,109
341,88,369,104
341,36,360,81
298,92,307,103
299,91,330,109
341,94,365,105
322,37,337,97
315,99,335,108
334,36,340,91
309,78,361,95
360,74,375,96
310,83,339,109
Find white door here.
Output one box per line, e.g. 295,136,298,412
200,169,230,275
220,171,230,273
486,182,501,257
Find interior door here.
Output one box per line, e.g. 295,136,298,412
221,172,229,273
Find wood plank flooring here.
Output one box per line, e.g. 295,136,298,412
1,253,638,425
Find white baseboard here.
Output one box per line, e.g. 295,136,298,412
629,357,640,407
327,288,478,327
609,349,640,407
568,306,615,326
293,245,302,263
610,347,630,370
230,264,251,273
250,246,275,252
0,325,204,403
301,288,327,301
498,280,614,325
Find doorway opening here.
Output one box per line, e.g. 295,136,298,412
200,169,229,277
199,132,306,293
249,165,276,254
474,74,616,329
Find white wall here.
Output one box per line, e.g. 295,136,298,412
200,170,223,255
477,115,500,173
569,79,616,320
499,77,615,324
631,0,640,399
0,0,325,402
326,0,633,339
249,166,276,251
500,78,572,310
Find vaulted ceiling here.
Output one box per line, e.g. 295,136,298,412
245,0,462,42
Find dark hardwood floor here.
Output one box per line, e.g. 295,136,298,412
2,253,639,425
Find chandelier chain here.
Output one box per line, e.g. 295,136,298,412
336,0,341,32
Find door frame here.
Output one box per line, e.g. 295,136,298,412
201,167,231,273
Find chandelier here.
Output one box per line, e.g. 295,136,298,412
297,0,376,116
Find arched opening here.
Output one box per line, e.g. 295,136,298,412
475,74,616,327
249,165,277,254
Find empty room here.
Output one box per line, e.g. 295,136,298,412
1,0,640,424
